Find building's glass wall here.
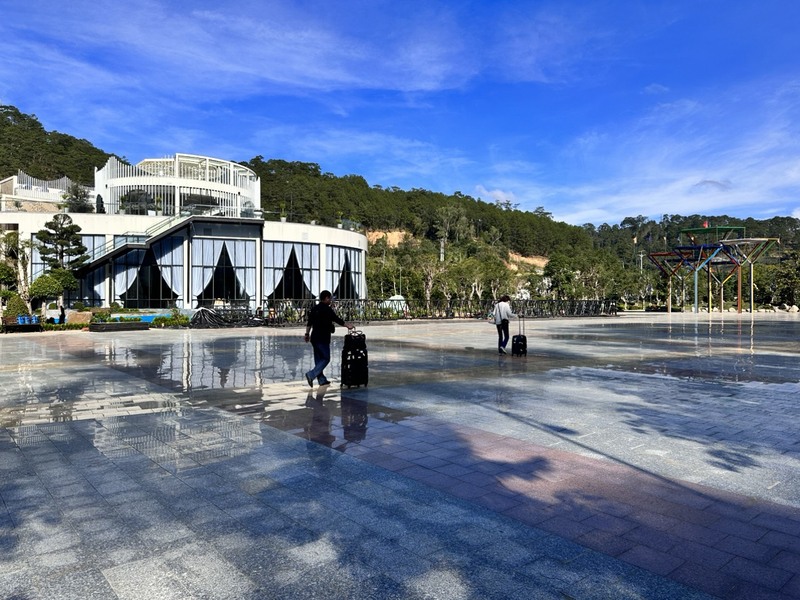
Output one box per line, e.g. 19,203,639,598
113,235,184,308
191,238,256,308
326,245,363,299
30,236,45,280
70,235,106,306
69,265,105,306
24,221,365,310
263,241,319,300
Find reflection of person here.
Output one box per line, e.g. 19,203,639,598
303,290,353,387
304,387,335,447
492,295,515,355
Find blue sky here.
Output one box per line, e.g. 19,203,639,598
2,0,799,226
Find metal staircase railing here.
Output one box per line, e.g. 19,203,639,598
87,213,191,264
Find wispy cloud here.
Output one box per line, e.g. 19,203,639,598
478,77,800,224
489,7,606,84
1,1,799,227
644,83,670,95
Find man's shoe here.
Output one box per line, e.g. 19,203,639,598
499,348,507,355
305,372,314,387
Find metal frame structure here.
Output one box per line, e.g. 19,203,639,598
648,225,779,313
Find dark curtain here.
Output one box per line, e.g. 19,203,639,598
119,247,178,309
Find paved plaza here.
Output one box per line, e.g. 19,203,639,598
1,312,799,599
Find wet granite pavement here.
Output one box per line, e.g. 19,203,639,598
1,312,799,599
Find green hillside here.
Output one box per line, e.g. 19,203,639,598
0,105,117,184
2,104,799,307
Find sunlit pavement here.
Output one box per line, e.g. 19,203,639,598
2,312,799,599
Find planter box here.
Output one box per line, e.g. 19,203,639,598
2,323,43,334
88,322,150,332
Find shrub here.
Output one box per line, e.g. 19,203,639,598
151,310,190,328
91,310,111,323
42,322,85,331
6,293,29,317
73,301,86,311
49,302,58,310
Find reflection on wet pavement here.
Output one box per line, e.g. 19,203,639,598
3,314,800,599
2,313,799,431
190,380,418,455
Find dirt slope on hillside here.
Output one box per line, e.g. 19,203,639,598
367,231,547,269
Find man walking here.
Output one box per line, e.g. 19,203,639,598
304,290,354,386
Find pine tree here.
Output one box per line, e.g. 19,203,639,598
62,182,93,213
35,214,89,271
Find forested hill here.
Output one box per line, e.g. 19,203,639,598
0,105,117,185
241,156,587,258
241,158,800,260
3,104,799,261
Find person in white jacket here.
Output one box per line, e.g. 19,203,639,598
492,295,516,354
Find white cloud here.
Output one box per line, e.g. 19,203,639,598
644,83,670,95
474,184,517,206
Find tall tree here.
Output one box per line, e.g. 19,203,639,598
0,231,35,307
35,214,89,271
62,182,93,213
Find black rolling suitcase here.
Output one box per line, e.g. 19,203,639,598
341,330,369,388
511,316,527,357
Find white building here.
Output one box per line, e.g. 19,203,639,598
0,154,367,310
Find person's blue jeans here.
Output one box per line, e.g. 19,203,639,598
307,339,331,384
496,319,509,349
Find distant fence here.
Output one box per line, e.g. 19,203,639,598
191,298,617,328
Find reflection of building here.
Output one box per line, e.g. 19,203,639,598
95,334,330,391
0,154,367,309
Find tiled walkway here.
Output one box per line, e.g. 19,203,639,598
295,397,800,599
2,313,799,598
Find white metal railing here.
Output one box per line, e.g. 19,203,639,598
88,213,191,262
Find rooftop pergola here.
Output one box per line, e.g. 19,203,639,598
648,226,779,313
